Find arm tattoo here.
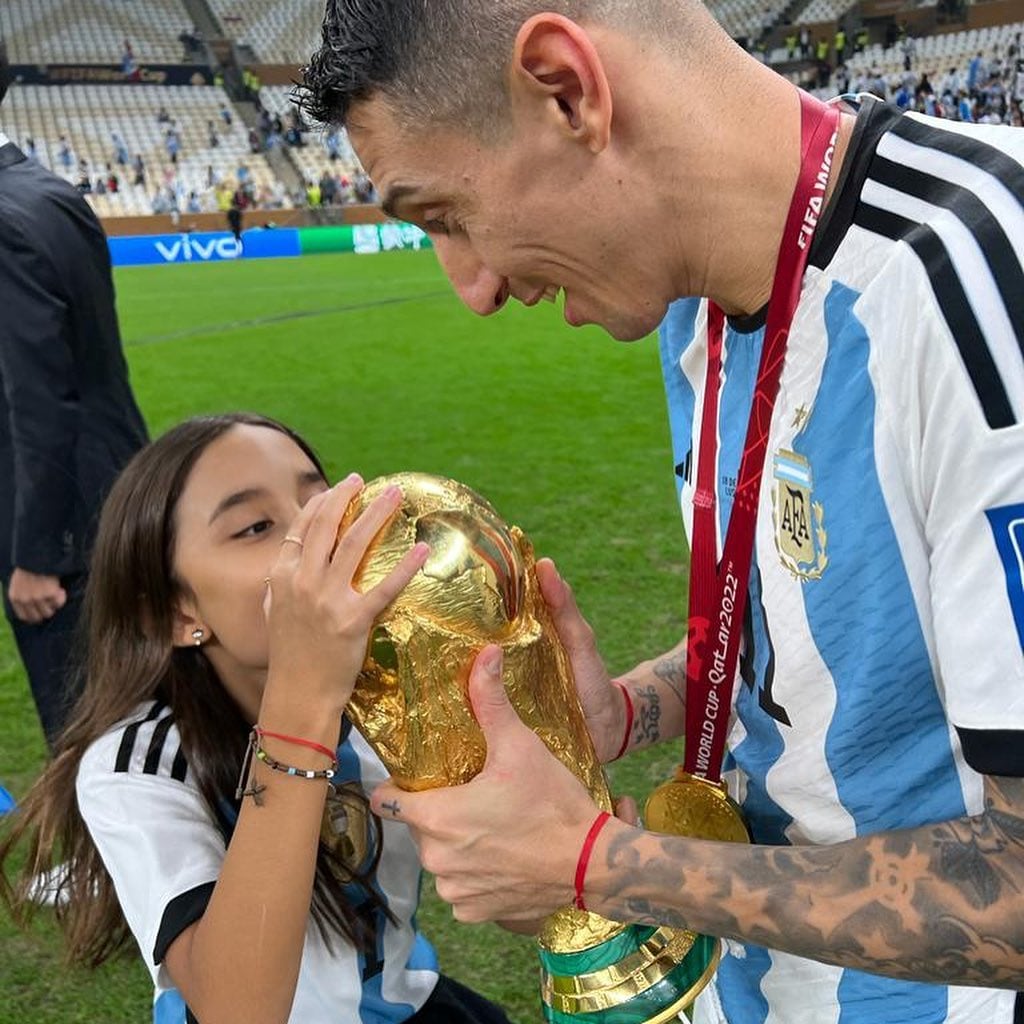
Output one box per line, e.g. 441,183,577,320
652,652,686,709
598,775,1024,988
634,685,662,745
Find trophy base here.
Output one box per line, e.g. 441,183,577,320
540,927,720,1023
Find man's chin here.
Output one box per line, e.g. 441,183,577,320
601,313,663,343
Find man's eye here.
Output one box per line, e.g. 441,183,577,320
234,520,273,538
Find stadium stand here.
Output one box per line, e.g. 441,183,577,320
259,84,364,190
1,0,191,65
2,84,290,216
707,0,793,47
207,0,323,64
1,0,1019,228
844,21,1024,79
793,0,859,27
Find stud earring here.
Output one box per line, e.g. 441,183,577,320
192,628,204,647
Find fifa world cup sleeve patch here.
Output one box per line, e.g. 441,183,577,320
985,503,1024,650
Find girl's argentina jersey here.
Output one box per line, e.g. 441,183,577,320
76,702,439,1024
660,97,1024,1024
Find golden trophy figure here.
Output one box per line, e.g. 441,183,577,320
341,473,743,1023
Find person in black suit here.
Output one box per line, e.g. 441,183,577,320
0,46,148,747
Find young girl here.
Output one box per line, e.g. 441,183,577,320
1,413,511,1024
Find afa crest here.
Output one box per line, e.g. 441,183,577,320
771,449,828,580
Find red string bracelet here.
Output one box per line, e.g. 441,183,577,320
255,727,337,764
573,810,612,912
612,682,634,761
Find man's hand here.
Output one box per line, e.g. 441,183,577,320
7,568,66,624
370,644,603,923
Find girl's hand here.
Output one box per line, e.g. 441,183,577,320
264,474,428,717
536,558,626,763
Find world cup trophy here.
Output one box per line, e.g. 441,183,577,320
340,473,739,1023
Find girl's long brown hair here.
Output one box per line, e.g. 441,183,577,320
0,413,388,965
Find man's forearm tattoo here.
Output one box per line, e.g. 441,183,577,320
652,652,686,709
635,685,662,745
599,775,1024,988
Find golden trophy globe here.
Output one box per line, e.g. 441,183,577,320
341,473,721,1023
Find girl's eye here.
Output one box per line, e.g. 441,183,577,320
234,520,273,538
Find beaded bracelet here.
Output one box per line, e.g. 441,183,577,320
235,727,338,804
255,746,337,781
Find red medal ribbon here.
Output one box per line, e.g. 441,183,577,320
683,93,841,783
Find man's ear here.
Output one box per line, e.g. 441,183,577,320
510,13,613,153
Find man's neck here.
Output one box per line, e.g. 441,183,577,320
715,104,857,317
652,64,858,317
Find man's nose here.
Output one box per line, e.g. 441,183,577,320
433,236,509,316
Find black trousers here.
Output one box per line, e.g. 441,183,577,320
412,975,513,1024
2,572,86,748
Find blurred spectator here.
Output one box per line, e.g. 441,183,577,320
834,26,847,66
799,26,810,58
164,126,180,165
248,127,262,154
186,190,202,214
178,26,202,61
306,178,322,207
111,131,129,166
319,170,338,205
326,127,342,162
57,136,73,171
106,166,119,194
132,153,146,187
226,194,244,253
215,180,233,214
121,40,139,82
23,137,36,161
156,105,170,124
75,159,91,193
0,48,148,747
968,50,985,92
220,103,233,127
208,120,220,148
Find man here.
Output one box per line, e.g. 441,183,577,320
299,3,1024,1022
0,46,148,747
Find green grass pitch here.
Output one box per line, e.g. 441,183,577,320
0,250,691,1024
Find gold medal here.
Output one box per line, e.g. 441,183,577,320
644,767,751,844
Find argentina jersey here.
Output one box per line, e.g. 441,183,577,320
658,96,1024,1024
77,704,439,1024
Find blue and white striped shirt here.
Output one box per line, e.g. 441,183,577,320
660,98,1024,1024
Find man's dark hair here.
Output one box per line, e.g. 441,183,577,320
297,0,694,140
0,40,10,107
